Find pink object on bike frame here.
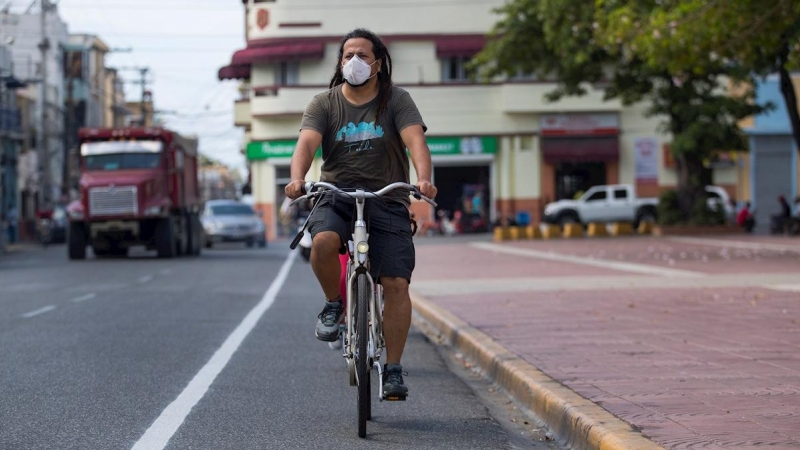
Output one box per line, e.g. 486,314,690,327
339,252,349,309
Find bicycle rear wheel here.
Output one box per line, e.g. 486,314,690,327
355,272,370,438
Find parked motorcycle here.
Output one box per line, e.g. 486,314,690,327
36,216,53,247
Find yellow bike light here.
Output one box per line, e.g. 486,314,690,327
356,241,369,254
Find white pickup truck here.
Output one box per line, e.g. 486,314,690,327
542,184,657,227
542,184,733,227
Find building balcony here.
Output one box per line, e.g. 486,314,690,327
234,100,251,127
500,82,621,114
250,86,319,118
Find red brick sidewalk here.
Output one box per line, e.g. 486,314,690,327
412,235,800,449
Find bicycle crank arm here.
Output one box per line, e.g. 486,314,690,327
348,358,356,387
374,361,384,401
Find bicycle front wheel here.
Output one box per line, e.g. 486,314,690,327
355,272,370,438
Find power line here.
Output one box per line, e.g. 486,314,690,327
122,48,236,53
7,31,243,38
160,110,233,118
58,2,243,11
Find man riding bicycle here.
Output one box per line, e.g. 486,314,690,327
284,28,437,400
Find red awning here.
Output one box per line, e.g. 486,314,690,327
436,35,486,58
541,136,619,163
218,64,251,80
230,41,325,65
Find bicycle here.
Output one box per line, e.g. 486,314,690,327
289,181,436,438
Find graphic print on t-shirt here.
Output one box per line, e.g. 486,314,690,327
336,121,385,154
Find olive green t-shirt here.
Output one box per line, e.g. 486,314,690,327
299,85,426,205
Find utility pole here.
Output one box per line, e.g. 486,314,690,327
64,69,74,197
117,66,151,126
139,67,149,126
37,0,51,209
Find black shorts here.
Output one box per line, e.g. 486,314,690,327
306,193,415,283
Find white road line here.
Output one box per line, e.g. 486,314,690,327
413,272,800,296
138,275,154,284
765,284,800,293
71,293,97,303
667,236,800,253
470,242,703,278
131,250,297,450
21,305,56,318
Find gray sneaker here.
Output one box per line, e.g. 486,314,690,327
315,301,343,342
383,364,408,401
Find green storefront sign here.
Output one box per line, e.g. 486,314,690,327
425,136,497,156
246,140,298,160
246,136,497,161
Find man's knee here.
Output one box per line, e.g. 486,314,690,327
381,277,409,297
312,231,341,255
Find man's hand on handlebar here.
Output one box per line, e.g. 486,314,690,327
285,180,306,199
415,180,437,200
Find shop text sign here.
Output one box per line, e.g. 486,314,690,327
539,113,619,136
634,137,659,184
426,136,497,155
247,140,296,160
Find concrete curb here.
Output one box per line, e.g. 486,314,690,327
1,243,38,254
411,290,664,450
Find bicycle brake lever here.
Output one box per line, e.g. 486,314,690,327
290,230,304,250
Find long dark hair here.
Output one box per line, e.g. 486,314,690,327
329,28,393,123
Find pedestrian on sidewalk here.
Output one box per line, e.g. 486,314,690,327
770,195,792,234
737,201,755,233
7,205,18,244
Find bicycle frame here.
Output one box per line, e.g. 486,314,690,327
341,189,386,396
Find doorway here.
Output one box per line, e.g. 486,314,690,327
555,162,606,200
433,164,491,231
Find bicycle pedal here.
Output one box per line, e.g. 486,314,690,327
384,394,407,402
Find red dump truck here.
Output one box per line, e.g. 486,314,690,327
66,127,203,259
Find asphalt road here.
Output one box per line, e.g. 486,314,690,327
0,240,558,450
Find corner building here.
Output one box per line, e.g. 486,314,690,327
220,0,741,239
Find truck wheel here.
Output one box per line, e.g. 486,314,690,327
635,208,657,229
557,212,579,227
187,213,202,256
155,218,177,258
175,216,188,257
68,222,87,260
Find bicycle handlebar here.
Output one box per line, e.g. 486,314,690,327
294,181,437,207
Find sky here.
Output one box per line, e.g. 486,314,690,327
5,0,248,173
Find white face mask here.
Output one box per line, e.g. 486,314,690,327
342,55,377,86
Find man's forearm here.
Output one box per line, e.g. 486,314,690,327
409,147,432,182
290,145,315,181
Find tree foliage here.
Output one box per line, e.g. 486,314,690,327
596,0,800,155
472,0,769,222
595,0,800,75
